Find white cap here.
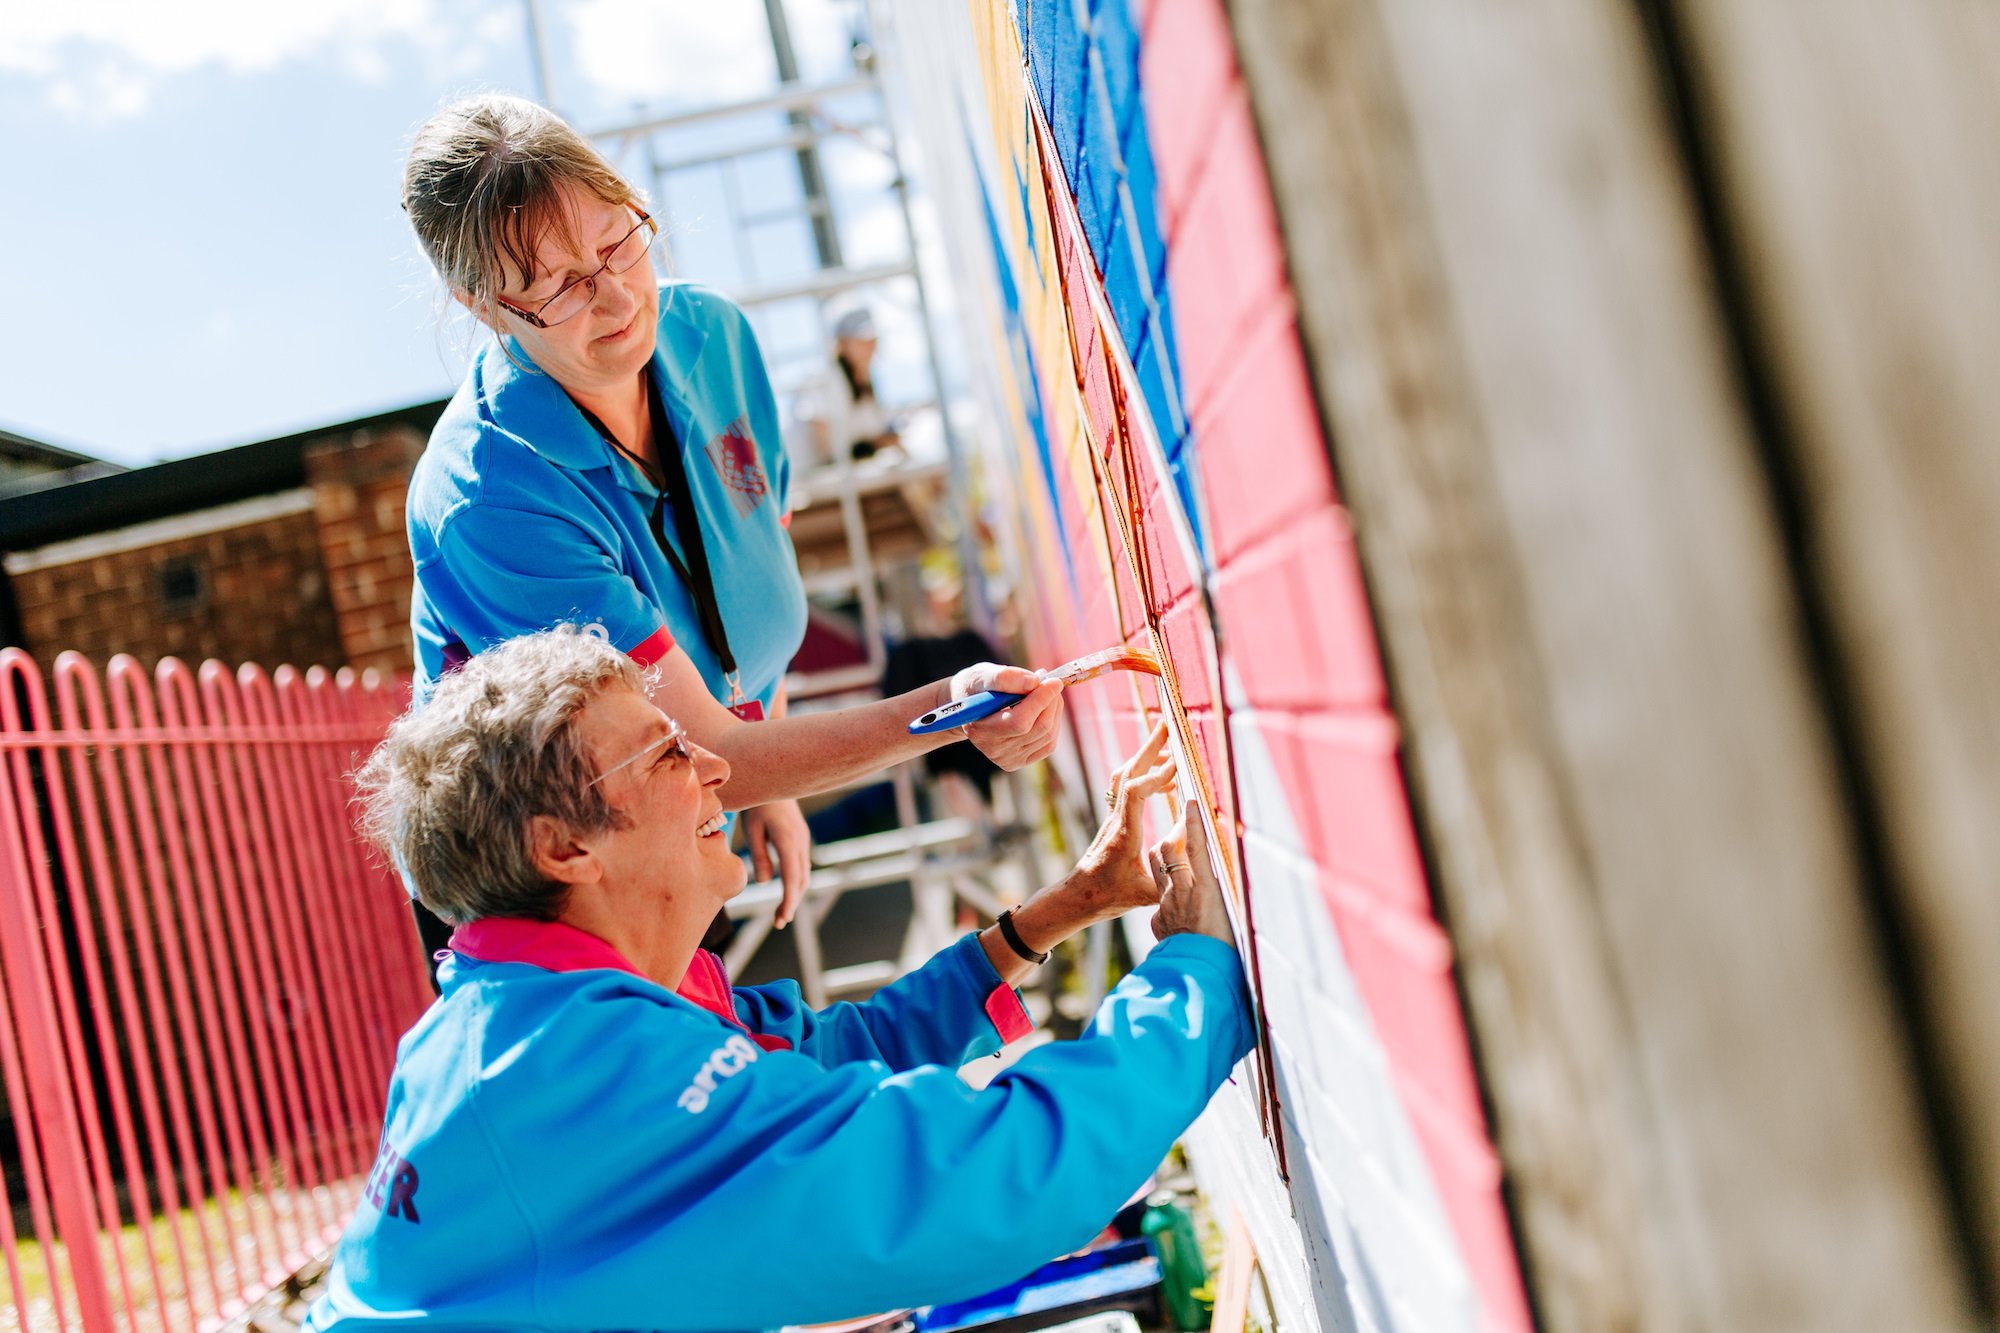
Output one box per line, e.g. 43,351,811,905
832,307,878,341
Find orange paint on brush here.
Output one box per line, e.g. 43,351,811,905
1042,644,1161,685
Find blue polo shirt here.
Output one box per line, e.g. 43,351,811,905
406,281,807,710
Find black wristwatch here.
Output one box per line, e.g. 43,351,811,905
996,908,1050,965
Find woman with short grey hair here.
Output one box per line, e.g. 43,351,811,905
355,628,645,925
310,627,1249,1331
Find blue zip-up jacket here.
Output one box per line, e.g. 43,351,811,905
305,923,1253,1332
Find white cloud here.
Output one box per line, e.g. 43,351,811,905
778,0,867,85
564,0,776,109
0,0,505,121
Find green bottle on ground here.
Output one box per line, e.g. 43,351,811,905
1141,1190,1211,1331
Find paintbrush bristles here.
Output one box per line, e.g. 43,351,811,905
1050,644,1163,684
1103,646,1162,677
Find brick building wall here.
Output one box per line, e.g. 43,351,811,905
8,494,346,673
2,411,434,680
305,426,423,677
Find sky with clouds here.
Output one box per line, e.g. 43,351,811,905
0,0,894,466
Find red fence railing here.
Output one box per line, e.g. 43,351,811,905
0,650,429,1333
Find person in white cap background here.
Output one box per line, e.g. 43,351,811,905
796,305,903,468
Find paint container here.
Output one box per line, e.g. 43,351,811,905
1140,1191,1211,1332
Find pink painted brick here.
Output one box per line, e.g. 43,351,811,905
1394,1060,1504,1198
1138,0,1237,231
1319,873,1482,1119
1063,503,1098,578
1075,578,1112,651
1209,542,1331,709
1183,706,1233,832
1059,224,1098,359
1096,572,1131,649
1111,539,1149,639
1129,637,1164,691
1277,505,1385,709
1157,598,1212,713
1141,506,1195,614
1193,314,1338,564
1141,476,1192,615
1159,234,1251,429
1065,236,1094,326
1067,687,1105,744
1195,84,1287,259
1288,713,1430,912
1106,707,1144,768
1084,360,1117,453
1255,710,1325,838
1167,91,1290,419
1138,467,1163,517
1393,1069,1534,1333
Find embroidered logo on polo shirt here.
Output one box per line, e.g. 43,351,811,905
705,416,770,519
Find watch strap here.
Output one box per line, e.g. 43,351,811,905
996,908,1050,965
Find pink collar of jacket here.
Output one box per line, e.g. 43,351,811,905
447,917,790,1051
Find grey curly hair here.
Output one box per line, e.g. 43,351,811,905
355,628,644,925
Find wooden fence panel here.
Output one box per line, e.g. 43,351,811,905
1665,1,2000,1298
1225,0,1975,1327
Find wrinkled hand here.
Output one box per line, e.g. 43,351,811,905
950,662,1065,770
1071,721,1179,916
1149,798,1235,947
740,799,812,928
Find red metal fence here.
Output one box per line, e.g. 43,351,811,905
0,651,429,1333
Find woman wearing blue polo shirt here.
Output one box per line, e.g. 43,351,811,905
398,95,1063,937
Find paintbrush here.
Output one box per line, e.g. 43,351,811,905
906,644,1163,734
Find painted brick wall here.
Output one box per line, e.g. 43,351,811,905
1134,5,1524,1317
884,3,1531,1328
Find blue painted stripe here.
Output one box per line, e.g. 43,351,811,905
1018,1,1208,565
974,125,1079,596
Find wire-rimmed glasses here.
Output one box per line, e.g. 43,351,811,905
587,722,692,790
496,207,658,330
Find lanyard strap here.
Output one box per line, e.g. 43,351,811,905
576,371,739,686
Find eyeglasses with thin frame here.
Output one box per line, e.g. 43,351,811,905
495,207,658,330
587,722,692,790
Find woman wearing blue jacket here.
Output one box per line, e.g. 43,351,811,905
307,629,1251,1331
398,94,1066,932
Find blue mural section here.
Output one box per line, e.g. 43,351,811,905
974,127,1079,596
1018,0,1207,563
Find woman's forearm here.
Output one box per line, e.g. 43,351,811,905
977,868,1125,988
707,680,952,809
644,642,1053,807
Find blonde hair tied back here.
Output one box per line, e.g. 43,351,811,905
402,92,640,318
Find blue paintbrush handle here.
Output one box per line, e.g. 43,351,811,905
906,689,1027,734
